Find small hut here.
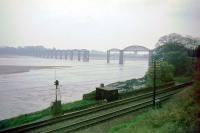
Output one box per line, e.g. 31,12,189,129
96,84,118,102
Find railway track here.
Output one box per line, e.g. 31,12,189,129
0,81,193,133
44,92,174,133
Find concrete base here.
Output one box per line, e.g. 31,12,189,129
119,50,124,64
107,51,110,63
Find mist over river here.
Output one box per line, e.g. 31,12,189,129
0,56,148,120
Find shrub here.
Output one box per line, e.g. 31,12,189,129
146,61,174,87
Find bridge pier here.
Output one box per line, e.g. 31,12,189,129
59,50,63,59
39,51,43,58
54,50,58,59
119,50,124,64
44,50,47,58
41,50,45,58
50,50,54,59
35,50,40,57
45,50,48,58
148,50,153,66
64,50,68,60
46,50,50,58
78,51,81,61
70,50,73,60
107,50,110,63
83,50,89,62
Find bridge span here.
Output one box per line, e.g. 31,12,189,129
33,49,89,62
107,45,153,65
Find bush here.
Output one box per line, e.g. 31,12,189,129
154,43,194,76
146,61,175,87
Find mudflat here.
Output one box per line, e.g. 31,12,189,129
0,65,70,75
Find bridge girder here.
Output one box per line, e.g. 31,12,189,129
123,45,149,52
108,48,120,52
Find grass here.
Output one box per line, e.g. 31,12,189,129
174,76,193,84
0,99,99,130
0,107,50,130
107,112,147,133
62,99,99,113
107,82,200,133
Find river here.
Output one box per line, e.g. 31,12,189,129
0,56,148,120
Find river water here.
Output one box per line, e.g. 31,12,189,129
0,56,148,120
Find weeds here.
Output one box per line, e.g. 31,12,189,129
108,83,200,133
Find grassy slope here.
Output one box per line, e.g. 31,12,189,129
0,100,98,130
108,83,200,133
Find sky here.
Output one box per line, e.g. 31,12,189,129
0,0,200,51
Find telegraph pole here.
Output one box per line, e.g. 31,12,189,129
153,58,156,107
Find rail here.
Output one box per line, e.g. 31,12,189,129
0,81,193,133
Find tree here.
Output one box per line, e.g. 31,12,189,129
164,51,191,75
146,61,174,87
156,33,200,49
154,43,193,76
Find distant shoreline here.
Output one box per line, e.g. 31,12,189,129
0,65,71,75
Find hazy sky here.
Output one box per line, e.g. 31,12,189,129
0,0,200,50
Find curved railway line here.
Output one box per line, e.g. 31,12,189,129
0,81,193,133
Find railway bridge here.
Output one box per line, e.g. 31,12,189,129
34,49,90,62
107,45,153,65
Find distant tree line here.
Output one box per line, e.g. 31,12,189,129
0,46,46,56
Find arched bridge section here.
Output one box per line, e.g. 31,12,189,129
108,48,121,52
123,45,149,51
107,45,153,65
